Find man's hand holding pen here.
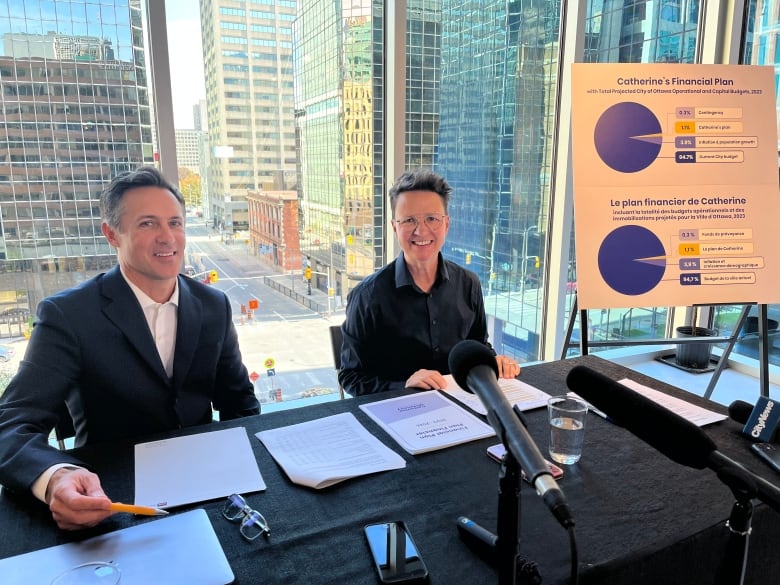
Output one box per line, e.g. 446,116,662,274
46,467,113,530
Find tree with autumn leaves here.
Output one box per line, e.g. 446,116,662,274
178,168,202,210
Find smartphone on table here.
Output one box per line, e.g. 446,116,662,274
486,443,564,481
751,442,780,474
364,521,429,583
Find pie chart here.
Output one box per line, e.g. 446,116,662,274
594,102,663,173
598,225,666,295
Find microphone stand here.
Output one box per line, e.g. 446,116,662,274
714,466,756,585
457,418,542,584
495,449,523,585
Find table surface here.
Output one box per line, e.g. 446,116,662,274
1,355,779,585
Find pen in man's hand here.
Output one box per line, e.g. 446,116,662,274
109,502,169,516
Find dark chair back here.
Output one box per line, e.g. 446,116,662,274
329,325,345,399
54,402,75,450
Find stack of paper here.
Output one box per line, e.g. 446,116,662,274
442,374,551,415
617,378,727,426
134,427,265,509
256,412,406,489
359,391,495,455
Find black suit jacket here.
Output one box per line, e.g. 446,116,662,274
0,266,259,493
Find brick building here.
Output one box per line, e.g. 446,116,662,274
246,190,301,273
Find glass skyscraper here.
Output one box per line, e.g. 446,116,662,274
434,1,560,360
294,0,441,302
0,0,152,334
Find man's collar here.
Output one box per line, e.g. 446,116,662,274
119,266,180,308
394,252,449,289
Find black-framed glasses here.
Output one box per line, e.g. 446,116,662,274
222,493,270,540
393,213,447,232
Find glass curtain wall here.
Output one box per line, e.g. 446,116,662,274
435,1,560,363
0,0,152,340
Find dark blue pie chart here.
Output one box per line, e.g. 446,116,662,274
598,225,666,295
594,102,663,173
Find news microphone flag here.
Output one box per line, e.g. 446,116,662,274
743,396,780,442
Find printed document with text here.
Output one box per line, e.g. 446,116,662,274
443,374,551,415
255,412,406,489
359,391,495,455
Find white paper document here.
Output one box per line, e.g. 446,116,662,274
443,374,552,415
134,426,266,509
359,390,495,455
617,378,728,426
255,412,406,489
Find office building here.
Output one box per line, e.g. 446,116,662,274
175,128,203,173
431,1,703,361
0,1,152,326
193,99,207,132
294,0,441,300
247,189,301,272
199,0,298,235
434,2,558,360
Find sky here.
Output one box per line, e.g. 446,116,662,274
165,0,206,129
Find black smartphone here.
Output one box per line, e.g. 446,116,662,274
486,443,565,481
364,521,429,583
751,442,780,474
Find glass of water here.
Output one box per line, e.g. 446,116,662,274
547,395,588,464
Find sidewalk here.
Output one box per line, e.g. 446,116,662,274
264,274,343,316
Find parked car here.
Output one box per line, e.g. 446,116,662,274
0,345,15,362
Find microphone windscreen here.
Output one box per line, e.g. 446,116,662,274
566,365,716,469
728,400,754,425
448,340,498,391
742,396,780,442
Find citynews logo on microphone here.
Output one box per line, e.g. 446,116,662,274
744,397,780,442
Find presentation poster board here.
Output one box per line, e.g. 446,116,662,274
571,63,780,309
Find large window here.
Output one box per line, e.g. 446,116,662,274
0,0,151,317
0,0,775,406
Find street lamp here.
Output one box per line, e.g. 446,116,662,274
487,223,497,297
327,228,340,318
520,226,538,300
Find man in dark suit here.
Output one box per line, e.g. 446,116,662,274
0,166,260,529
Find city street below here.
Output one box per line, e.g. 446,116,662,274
0,219,347,411
185,219,346,408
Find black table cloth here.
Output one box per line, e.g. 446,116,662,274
1,355,778,584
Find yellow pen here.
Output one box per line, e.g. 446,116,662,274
109,502,169,516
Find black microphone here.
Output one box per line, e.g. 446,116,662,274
728,400,754,425
449,340,574,528
729,398,780,442
566,365,780,512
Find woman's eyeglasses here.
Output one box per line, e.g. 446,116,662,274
393,213,447,232
222,493,270,541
